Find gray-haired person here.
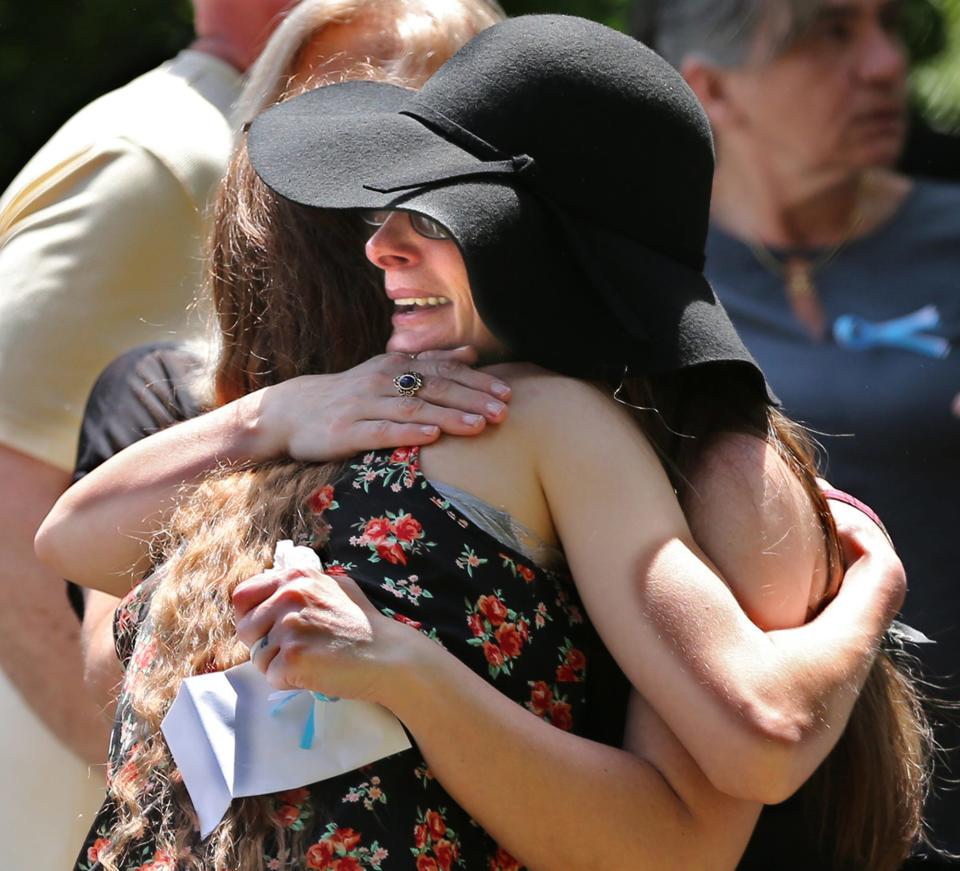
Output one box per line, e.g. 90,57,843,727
633,0,960,865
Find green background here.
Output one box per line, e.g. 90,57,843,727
1,0,957,191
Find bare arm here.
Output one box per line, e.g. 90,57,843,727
531,379,898,803
378,621,761,871
80,590,124,727
0,445,110,763
36,351,512,596
234,568,761,871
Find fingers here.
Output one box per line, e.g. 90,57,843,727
368,369,508,429
233,568,363,651
416,358,511,403
248,631,276,667
413,370,509,422
234,569,380,695
232,567,310,645
371,393,495,429
830,501,881,560
277,351,514,462
231,569,289,619
374,353,512,412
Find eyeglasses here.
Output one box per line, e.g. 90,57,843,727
361,210,452,241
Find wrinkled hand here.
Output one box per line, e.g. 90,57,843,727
233,565,412,701
252,347,511,461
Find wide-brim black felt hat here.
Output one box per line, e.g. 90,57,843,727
248,14,770,395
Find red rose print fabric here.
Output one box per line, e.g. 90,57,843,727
78,447,617,870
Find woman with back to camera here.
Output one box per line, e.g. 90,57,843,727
632,1,960,863
40,15,928,871
75,0,509,728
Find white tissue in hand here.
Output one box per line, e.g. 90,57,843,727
160,540,411,839
272,538,323,573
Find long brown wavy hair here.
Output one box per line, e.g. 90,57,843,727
98,140,932,870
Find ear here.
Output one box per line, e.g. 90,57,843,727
681,57,738,132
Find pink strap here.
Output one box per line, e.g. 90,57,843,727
821,488,892,543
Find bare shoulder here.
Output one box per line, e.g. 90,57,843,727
480,363,637,433
480,362,597,395
684,432,829,630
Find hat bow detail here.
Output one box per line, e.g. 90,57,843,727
362,103,536,195
362,153,535,195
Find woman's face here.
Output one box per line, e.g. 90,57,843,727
721,0,908,175
365,212,508,360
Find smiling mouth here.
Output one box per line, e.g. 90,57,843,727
393,297,451,315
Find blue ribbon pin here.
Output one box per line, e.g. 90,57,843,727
269,690,340,750
833,305,950,359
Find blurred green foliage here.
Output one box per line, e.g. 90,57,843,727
0,0,957,192
910,0,960,128
0,0,193,190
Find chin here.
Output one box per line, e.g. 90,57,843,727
854,132,906,171
386,335,457,356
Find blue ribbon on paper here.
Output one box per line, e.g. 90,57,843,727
269,690,340,750
833,305,950,359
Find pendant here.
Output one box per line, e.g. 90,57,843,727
785,257,827,342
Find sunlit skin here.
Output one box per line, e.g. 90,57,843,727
723,0,908,178
191,0,297,71
365,212,509,361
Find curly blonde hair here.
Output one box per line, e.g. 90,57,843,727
98,462,336,871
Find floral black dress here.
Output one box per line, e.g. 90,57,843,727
76,446,622,871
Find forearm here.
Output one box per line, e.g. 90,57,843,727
377,630,753,871
232,561,754,867
706,508,904,795
0,560,112,763
721,488,903,746
635,437,902,801
0,446,111,763
37,355,513,596
634,538,888,803
36,392,276,595
80,591,125,726
756,545,901,757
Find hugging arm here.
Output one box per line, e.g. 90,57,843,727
234,562,762,871
36,350,511,597
531,378,900,803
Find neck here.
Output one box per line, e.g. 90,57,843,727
711,150,910,250
190,36,249,73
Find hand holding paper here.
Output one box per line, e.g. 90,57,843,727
231,539,384,700
160,541,411,838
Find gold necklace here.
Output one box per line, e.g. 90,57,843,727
746,181,866,342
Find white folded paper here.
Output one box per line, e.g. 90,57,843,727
160,541,412,838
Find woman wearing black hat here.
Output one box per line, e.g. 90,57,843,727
41,15,927,871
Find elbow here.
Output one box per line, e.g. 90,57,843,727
35,508,74,580
34,513,61,571
702,702,817,804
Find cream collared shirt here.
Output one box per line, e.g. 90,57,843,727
0,49,240,870
0,49,239,470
